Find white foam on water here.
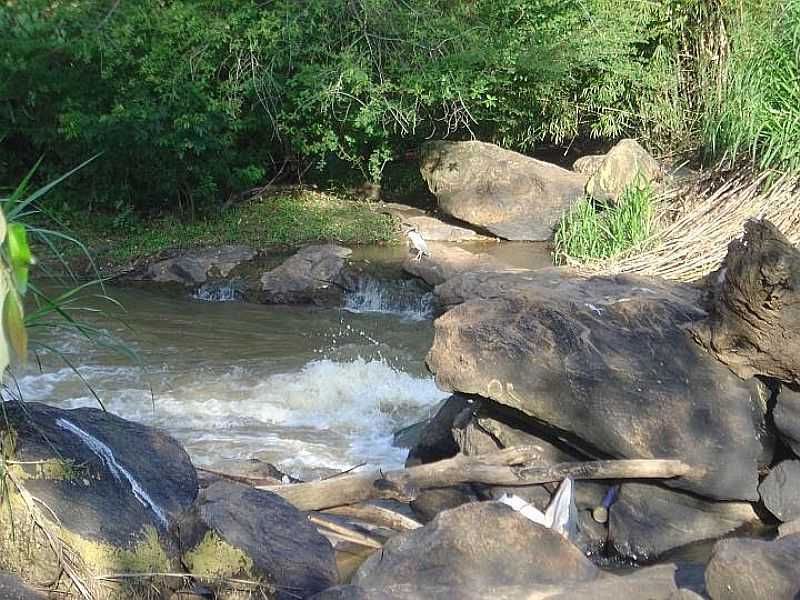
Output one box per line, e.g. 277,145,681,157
55,418,169,526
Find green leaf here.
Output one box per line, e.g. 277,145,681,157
2,290,27,363
6,223,33,295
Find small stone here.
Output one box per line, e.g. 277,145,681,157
759,460,800,522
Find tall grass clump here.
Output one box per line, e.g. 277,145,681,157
703,0,800,172
553,182,654,265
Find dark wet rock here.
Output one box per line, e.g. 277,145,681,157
772,384,800,455
402,243,517,287
145,245,256,286
353,502,599,595
609,483,758,561
759,460,800,522
180,481,337,600
691,220,800,385
585,138,664,203
0,573,47,600
420,140,587,241
380,203,489,241
260,244,352,305
572,154,606,176
409,486,479,523
705,534,800,600
197,458,300,488
428,268,771,501
405,394,472,467
0,402,198,596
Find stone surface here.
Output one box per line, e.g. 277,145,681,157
0,573,47,600
428,268,771,501
353,502,599,596
572,154,607,176
146,245,256,286
778,518,800,538
408,486,478,523
0,401,198,596
759,460,800,522
705,534,800,600
180,481,337,600
260,244,352,305
585,138,664,203
609,483,758,561
402,243,519,287
420,140,588,241
691,220,800,385
405,394,472,467
380,203,489,241
772,384,800,455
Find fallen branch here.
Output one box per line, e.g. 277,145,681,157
324,504,422,531
308,514,384,549
259,447,693,511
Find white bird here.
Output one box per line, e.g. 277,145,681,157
405,226,431,261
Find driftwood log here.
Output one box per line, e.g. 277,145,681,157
259,447,693,511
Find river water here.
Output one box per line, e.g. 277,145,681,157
17,285,448,479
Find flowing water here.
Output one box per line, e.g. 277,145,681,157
18,284,448,479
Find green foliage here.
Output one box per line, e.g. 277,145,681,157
1,0,697,212
553,182,654,264
702,0,800,172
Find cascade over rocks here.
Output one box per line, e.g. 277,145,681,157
609,483,758,561
180,481,337,600
0,402,198,597
427,268,771,501
691,219,800,385
420,140,587,241
260,243,352,305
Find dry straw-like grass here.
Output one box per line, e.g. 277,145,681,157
578,170,800,282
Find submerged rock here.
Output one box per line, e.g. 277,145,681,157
609,483,758,561
420,140,587,241
428,269,771,501
0,402,198,598
705,534,800,600
145,245,256,286
759,460,800,522
180,481,337,600
585,138,664,203
691,220,800,385
353,502,599,596
260,244,352,305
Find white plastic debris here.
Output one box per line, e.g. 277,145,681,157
498,477,577,541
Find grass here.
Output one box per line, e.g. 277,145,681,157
48,191,398,265
553,182,654,265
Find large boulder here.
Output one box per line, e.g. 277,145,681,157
705,534,800,600
759,460,800,522
180,481,337,600
145,245,256,286
353,502,599,596
428,269,771,501
260,244,352,305
585,138,664,203
691,220,800,385
420,140,587,241
0,402,198,598
609,483,758,561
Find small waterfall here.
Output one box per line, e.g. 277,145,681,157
344,277,434,320
55,418,168,527
193,280,243,302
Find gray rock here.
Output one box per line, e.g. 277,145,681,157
778,518,800,538
406,395,472,467
0,402,198,596
585,138,664,203
260,244,352,305
609,483,758,561
572,154,607,176
409,486,479,523
180,481,337,600
380,203,488,242
353,502,599,595
759,460,800,522
773,384,800,455
705,534,800,600
420,140,588,241
546,563,705,600
0,573,47,600
403,243,517,287
428,268,771,500
146,245,256,286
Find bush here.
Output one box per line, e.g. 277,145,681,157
1,0,695,213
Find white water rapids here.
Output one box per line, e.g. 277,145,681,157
19,285,448,478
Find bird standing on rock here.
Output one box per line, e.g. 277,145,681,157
404,226,430,262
